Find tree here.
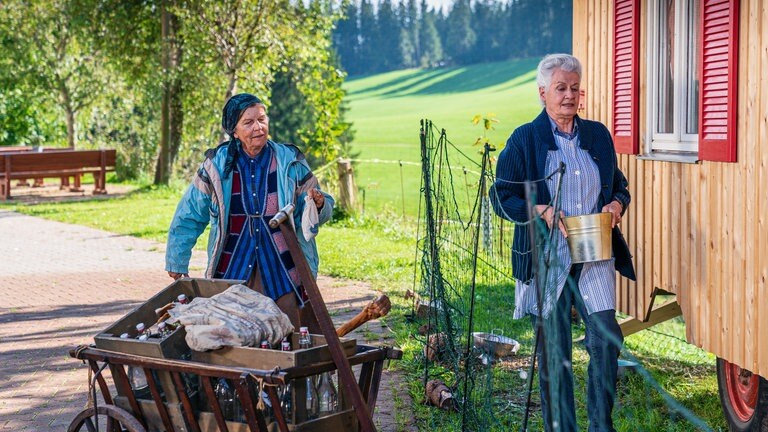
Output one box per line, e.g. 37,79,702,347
444,0,476,64
418,1,443,68
399,0,420,68
376,0,403,71
0,0,110,149
333,2,361,75
471,0,504,63
155,2,184,185
357,0,380,74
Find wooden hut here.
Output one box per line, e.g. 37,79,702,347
571,0,767,428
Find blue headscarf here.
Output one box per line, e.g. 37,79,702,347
218,93,263,178
222,93,263,136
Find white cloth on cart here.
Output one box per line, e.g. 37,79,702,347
167,284,294,351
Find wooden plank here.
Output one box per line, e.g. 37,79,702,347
599,0,609,122
618,300,683,338
698,162,711,350
725,157,736,365
721,151,733,365
757,0,768,376
652,162,662,290
644,159,655,318
679,163,691,335
589,0,596,119
662,162,671,290
730,7,754,369
670,163,680,294
631,156,642,316
572,0,588,84
625,156,638,314
711,162,723,358
191,334,357,369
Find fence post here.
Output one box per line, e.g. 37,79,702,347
337,158,357,214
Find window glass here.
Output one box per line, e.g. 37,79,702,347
657,0,674,134
684,0,699,135
647,0,699,154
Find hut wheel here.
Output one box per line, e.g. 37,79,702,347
68,405,146,432
717,357,768,431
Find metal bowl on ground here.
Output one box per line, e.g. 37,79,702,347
472,332,521,358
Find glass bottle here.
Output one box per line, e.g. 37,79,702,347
280,381,293,424
157,321,168,338
214,377,243,421
305,377,320,420
134,322,147,339
298,326,311,349
121,332,149,396
177,293,190,304
128,365,148,393
316,371,338,416
297,327,319,419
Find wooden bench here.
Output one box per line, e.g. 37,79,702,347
0,149,117,200
0,147,72,187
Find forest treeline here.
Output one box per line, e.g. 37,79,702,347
333,0,572,76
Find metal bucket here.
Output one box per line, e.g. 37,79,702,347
563,212,612,263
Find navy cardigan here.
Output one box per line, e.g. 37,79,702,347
490,109,636,282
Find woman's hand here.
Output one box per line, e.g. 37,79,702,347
308,189,325,209
602,200,623,228
534,204,568,237
168,271,188,280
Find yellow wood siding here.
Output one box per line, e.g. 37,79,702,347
572,0,768,375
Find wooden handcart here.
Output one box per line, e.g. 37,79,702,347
68,342,401,432
69,204,401,431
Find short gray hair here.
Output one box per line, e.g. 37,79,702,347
536,54,582,89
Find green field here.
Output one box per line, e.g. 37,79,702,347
343,58,542,218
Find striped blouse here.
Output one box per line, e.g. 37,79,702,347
512,116,616,319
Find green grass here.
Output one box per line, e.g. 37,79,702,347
343,58,542,219
0,59,730,431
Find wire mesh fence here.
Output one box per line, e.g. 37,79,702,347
411,119,719,431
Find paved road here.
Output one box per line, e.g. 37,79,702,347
0,209,412,431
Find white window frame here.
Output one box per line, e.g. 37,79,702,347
645,0,699,157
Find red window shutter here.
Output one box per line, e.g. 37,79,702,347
613,0,640,154
699,0,739,162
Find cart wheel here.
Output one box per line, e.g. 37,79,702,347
68,405,146,432
717,357,768,431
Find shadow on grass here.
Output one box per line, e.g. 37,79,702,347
348,58,539,98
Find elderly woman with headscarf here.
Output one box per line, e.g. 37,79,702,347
165,93,334,330
491,54,635,432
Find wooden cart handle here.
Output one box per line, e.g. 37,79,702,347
336,295,391,337
271,205,378,432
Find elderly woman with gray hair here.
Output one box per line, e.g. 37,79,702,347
491,54,635,431
165,93,334,331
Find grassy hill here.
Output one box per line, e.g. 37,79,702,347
342,58,542,217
